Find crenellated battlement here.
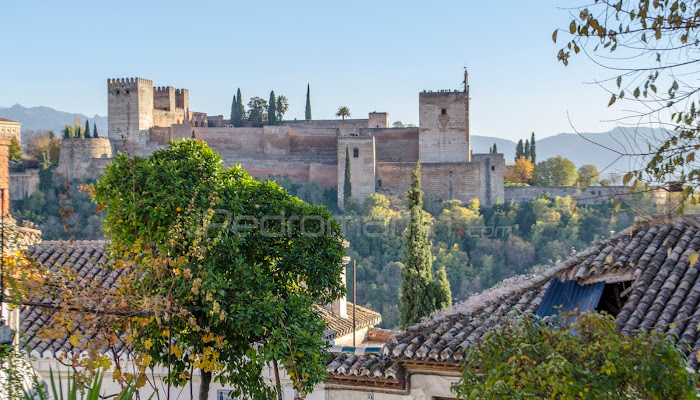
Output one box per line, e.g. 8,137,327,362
107,77,153,86
154,86,174,93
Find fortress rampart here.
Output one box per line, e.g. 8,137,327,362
55,138,113,181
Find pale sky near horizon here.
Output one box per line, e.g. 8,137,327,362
1,1,634,141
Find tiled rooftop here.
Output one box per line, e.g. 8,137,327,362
20,241,380,358
382,216,700,368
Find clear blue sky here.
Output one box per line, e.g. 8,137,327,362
0,0,626,141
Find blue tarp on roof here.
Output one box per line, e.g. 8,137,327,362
535,279,605,319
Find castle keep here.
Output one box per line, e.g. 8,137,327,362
62,77,505,207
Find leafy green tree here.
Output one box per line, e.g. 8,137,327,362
399,161,438,328
246,97,268,126
268,91,277,125
452,312,697,399
93,123,98,138
335,106,351,120
530,132,536,163
93,139,345,400
576,164,600,188
343,147,352,207
232,88,246,127
393,121,405,128
9,137,22,162
84,120,91,139
61,124,74,139
491,143,498,154
305,84,312,120
532,156,577,186
515,139,524,161
276,95,288,121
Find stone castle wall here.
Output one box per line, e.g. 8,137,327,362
10,169,39,200
55,138,113,181
371,128,419,162
504,185,664,205
375,157,504,206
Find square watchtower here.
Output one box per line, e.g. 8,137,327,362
418,90,470,163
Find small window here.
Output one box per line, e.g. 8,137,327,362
125,90,129,94
449,171,453,177
598,191,602,196
353,148,359,158
115,90,120,94
591,190,596,195
377,180,382,187
491,166,495,171
441,108,447,115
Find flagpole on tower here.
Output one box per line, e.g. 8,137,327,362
463,66,469,93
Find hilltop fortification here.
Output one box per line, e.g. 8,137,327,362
55,76,641,208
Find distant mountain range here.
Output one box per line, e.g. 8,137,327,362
0,104,107,143
474,127,661,180
0,104,655,178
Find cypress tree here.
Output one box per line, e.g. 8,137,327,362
515,139,524,161
399,161,437,329
85,120,91,139
343,147,352,206
434,266,452,310
524,139,530,160
230,94,237,124
93,123,98,138
530,132,537,164
305,84,312,120
268,91,277,125
233,89,246,127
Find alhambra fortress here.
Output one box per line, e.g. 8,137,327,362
38,76,641,207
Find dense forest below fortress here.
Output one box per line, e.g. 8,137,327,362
11,162,671,329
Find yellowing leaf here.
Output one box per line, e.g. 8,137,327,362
569,20,576,34
623,172,633,186
608,94,617,107
689,252,698,267
69,333,81,347
687,152,695,163
552,30,558,43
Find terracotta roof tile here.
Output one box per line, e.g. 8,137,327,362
382,216,700,368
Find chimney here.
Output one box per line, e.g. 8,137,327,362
329,255,350,318
0,138,10,217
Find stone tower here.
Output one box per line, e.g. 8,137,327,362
107,78,154,153
418,89,470,163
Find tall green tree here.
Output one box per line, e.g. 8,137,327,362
268,91,277,125
230,94,237,124
433,266,452,310
343,147,352,206
305,84,312,120
94,140,345,400
84,120,91,139
93,123,98,138
530,132,536,164
232,88,246,127
491,143,498,154
61,124,74,139
247,97,268,127
276,95,289,122
9,137,22,162
335,106,351,120
531,156,577,186
524,139,530,160
576,164,600,188
399,161,437,329
515,139,524,161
